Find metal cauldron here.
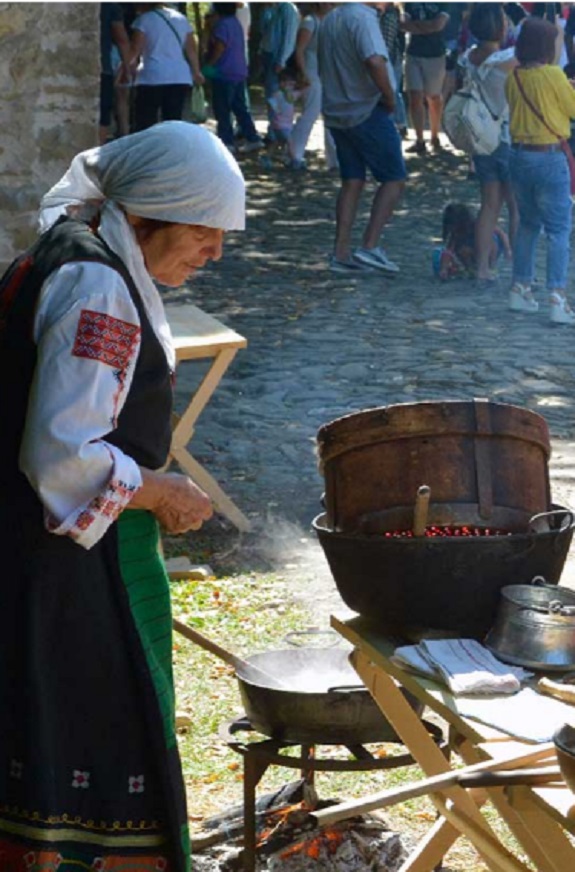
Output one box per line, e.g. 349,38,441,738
313,507,575,639
485,578,575,671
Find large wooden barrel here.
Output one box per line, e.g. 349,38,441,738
316,400,551,532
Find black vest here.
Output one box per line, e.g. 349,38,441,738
0,216,173,483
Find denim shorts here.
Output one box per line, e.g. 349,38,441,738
329,106,407,183
474,141,511,185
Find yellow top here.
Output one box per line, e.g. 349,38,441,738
506,65,575,144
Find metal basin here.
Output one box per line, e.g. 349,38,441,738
485,581,575,671
235,646,424,744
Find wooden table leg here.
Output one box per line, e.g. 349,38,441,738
352,649,519,872
170,348,251,532
171,349,238,450
456,737,575,872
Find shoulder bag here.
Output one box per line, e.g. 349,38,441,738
512,67,575,195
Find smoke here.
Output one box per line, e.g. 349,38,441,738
216,512,355,629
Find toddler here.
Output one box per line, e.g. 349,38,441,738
261,69,303,169
433,202,511,280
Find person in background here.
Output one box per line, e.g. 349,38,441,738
318,2,406,274
442,2,467,106
259,1,300,140
110,4,140,139
261,66,304,168
504,2,528,39
506,16,575,323
565,2,575,62
99,2,131,144
380,2,409,138
130,2,204,131
401,2,450,154
235,1,252,118
203,3,262,154
288,2,337,170
458,2,518,289
236,0,251,51
0,121,245,872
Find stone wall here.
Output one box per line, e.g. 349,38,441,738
0,2,99,267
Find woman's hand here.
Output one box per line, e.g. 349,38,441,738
128,468,213,533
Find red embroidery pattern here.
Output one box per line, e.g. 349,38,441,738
71,477,138,538
72,309,140,370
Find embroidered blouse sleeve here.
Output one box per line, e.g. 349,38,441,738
19,261,144,550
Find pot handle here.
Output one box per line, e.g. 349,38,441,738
327,684,366,694
284,629,341,648
528,509,574,534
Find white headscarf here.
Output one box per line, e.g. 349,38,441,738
39,121,245,232
37,122,246,371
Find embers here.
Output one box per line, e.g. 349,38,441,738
381,525,511,539
263,814,407,871
192,787,409,871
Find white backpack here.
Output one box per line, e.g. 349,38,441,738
443,71,503,156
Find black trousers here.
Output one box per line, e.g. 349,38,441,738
134,84,190,131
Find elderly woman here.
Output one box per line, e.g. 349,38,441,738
506,16,575,323
0,122,244,871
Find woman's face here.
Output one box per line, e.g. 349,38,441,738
131,219,224,286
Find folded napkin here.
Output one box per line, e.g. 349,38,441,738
393,638,531,695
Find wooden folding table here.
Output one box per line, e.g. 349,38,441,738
165,302,250,532
331,614,575,872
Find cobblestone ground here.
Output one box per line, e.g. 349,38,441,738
165,120,575,616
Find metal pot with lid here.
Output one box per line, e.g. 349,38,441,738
485,577,575,671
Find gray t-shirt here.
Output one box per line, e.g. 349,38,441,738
318,4,394,129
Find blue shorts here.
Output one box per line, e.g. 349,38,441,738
329,106,407,183
474,141,511,185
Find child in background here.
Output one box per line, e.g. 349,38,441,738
433,203,511,281
260,68,303,169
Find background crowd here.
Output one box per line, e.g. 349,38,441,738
100,1,575,325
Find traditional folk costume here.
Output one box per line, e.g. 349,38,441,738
0,122,245,872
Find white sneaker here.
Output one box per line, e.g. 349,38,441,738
550,292,575,324
509,283,539,313
353,246,400,273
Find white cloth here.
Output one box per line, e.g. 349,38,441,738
39,121,246,233
393,639,531,695
132,7,193,86
457,688,575,743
